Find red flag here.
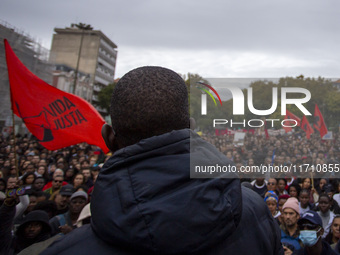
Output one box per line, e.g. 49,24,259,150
301,116,314,139
286,110,301,127
264,119,269,139
314,104,328,138
4,40,109,153
282,115,293,133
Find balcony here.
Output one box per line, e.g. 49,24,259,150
93,84,102,92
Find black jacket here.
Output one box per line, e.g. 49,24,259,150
42,129,283,254
0,204,51,255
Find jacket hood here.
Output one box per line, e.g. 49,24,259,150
16,210,51,236
91,129,242,254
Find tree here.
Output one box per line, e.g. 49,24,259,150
72,23,93,30
96,83,116,115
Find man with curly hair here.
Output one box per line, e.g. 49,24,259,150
42,66,283,254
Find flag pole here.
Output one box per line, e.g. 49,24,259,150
11,109,19,178
310,170,314,190
5,39,19,178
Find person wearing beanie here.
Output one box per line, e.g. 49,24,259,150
278,195,291,213
49,190,88,236
280,197,303,253
277,194,290,225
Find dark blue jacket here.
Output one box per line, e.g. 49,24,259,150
296,240,339,255
42,129,283,254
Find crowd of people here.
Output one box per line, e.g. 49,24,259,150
202,130,340,254
0,65,339,254
1,128,339,254
0,134,109,254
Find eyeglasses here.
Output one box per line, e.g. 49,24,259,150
268,182,276,185
53,180,63,183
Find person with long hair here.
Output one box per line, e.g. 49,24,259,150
288,183,301,199
277,178,288,196
36,165,49,182
316,178,328,195
21,172,36,188
324,215,340,249
64,168,76,184
72,173,85,189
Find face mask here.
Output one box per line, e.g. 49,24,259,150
299,230,320,247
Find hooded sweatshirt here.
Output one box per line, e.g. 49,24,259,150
41,129,283,255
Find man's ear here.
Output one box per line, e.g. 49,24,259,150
101,124,117,152
319,227,324,237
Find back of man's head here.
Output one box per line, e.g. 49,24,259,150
111,66,189,147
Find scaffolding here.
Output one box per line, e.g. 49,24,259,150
0,19,53,135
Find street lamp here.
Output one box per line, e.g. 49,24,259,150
72,23,93,95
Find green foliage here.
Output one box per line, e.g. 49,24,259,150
325,92,340,126
96,83,116,116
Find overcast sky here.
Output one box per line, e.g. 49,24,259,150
1,0,339,79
